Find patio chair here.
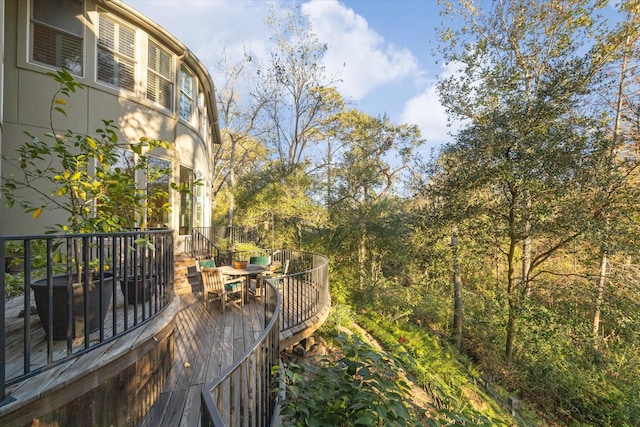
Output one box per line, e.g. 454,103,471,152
199,267,245,313
263,260,290,290
249,255,271,295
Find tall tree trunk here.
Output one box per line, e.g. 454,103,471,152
358,232,366,290
505,233,518,363
452,228,463,352
592,248,608,338
589,16,632,339
521,236,531,296
521,191,532,297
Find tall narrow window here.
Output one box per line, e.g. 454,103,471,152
147,157,172,229
179,166,193,236
31,0,83,75
105,149,136,229
147,41,173,110
97,14,135,91
179,67,194,122
198,87,207,136
194,172,204,228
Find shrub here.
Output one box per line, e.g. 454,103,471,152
276,334,423,426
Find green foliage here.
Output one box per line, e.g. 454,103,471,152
4,272,24,300
356,313,510,426
507,302,640,425
234,161,325,250
276,334,423,426
3,239,50,298
1,69,175,234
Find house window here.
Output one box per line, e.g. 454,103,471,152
198,87,207,136
179,67,194,122
194,172,204,228
31,0,83,75
147,41,173,110
97,14,136,92
147,157,172,229
179,166,193,236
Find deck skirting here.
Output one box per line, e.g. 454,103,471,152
0,298,179,427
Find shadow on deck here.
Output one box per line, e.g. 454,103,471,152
0,251,330,426
140,291,267,426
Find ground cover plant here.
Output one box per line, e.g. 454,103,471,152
276,334,423,427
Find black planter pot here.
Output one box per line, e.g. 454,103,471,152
119,275,156,305
5,255,26,273
31,273,114,340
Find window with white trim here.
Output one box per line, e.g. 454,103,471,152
147,157,172,229
147,41,173,110
31,0,83,75
179,66,195,122
97,13,136,92
179,166,193,236
198,87,206,135
194,172,204,228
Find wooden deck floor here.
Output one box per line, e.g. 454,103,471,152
2,272,330,425
139,291,266,427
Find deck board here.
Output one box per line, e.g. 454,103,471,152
2,273,330,426
139,290,266,426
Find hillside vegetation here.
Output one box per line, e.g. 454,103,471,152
213,1,640,425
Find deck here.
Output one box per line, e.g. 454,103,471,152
139,291,266,426
1,253,331,426
1,286,267,426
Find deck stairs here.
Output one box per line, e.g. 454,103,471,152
173,252,200,295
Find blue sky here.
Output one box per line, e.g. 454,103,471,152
124,0,450,151
123,0,625,153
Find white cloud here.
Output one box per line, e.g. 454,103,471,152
400,61,468,151
302,0,419,101
125,1,273,72
400,86,450,149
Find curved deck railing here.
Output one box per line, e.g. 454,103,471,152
200,249,330,426
0,230,174,404
201,281,281,427
270,250,330,336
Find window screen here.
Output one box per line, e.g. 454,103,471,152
97,14,135,92
147,41,173,110
31,0,83,74
179,67,194,122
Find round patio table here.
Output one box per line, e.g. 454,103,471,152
218,264,267,302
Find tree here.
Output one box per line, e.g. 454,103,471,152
434,0,610,362
1,70,177,276
327,109,422,291
585,0,640,339
213,51,266,231
253,6,342,169
227,6,344,248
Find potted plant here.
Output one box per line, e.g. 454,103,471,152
231,250,249,269
4,239,47,274
230,243,250,269
1,70,176,338
4,241,26,274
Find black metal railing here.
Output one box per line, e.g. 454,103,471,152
0,230,174,404
272,251,329,333
201,280,280,427
190,228,221,260
191,226,260,248
200,249,330,425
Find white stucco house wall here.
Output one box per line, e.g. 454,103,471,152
0,0,220,253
